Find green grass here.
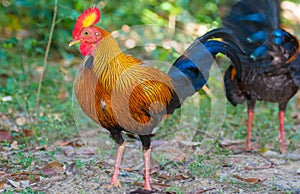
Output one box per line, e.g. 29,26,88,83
1,187,46,194
166,186,186,194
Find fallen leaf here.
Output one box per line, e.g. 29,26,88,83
0,129,13,142
175,152,186,162
233,174,266,184
65,163,77,176
23,129,34,137
134,181,170,188
123,167,138,172
188,188,216,194
76,147,95,155
55,139,84,147
178,140,202,147
151,140,168,148
8,172,41,182
130,188,156,194
219,139,245,147
222,162,233,167
260,147,272,154
158,174,170,179
42,161,65,176
175,173,190,180
154,146,186,162
62,146,75,157
0,172,5,189
7,179,29,188
31,145,46,152
0,179,4,190
38,175,66,184
218,139,246,152
96,161,107,168
149,166,160,175
245,162,273,170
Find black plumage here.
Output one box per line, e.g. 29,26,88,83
221,0,300,153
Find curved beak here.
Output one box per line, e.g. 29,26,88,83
69,39,81,47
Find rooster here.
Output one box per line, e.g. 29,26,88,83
219,0,300,153
69,7,242,191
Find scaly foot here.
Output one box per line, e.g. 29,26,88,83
245,145,253,151
100,179,121,189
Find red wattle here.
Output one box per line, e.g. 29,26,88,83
80,43,93,56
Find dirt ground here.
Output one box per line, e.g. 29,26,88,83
45,129,300,194
1,127,300,194
45,147,300,194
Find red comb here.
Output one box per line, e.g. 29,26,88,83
72,7,101,39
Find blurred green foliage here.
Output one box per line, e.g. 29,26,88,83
1,0,299,61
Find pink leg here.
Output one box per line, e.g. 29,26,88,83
279,111,287,154
246,109,254,150
143,148,152,191
110,141,126,187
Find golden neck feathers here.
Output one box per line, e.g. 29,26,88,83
92,29,142,91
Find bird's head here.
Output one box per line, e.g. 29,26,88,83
69,7,104,56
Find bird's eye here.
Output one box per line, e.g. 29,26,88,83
84,31,89,36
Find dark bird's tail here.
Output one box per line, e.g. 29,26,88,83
222,0,298,67
221,0,300,105
167,28,243,113
222,0,280,54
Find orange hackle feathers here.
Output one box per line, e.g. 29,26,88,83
72,7,101,39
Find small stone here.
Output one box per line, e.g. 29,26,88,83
263,150,279,157
286,153,300,161
62,146,75,157
15,117,26,126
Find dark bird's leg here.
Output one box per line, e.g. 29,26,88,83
108,129,125,187
279,103,288,154
246,100,256,150
139,135,152,191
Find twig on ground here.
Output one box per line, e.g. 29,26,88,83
38,175,67,185
251,150,277,166
35,0,58,113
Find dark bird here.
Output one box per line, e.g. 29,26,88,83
221,0,300,153
69,7,242,190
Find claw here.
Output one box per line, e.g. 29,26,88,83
245,144,253,151
100,179,121,189
111,178,121,187
101,141,126,189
